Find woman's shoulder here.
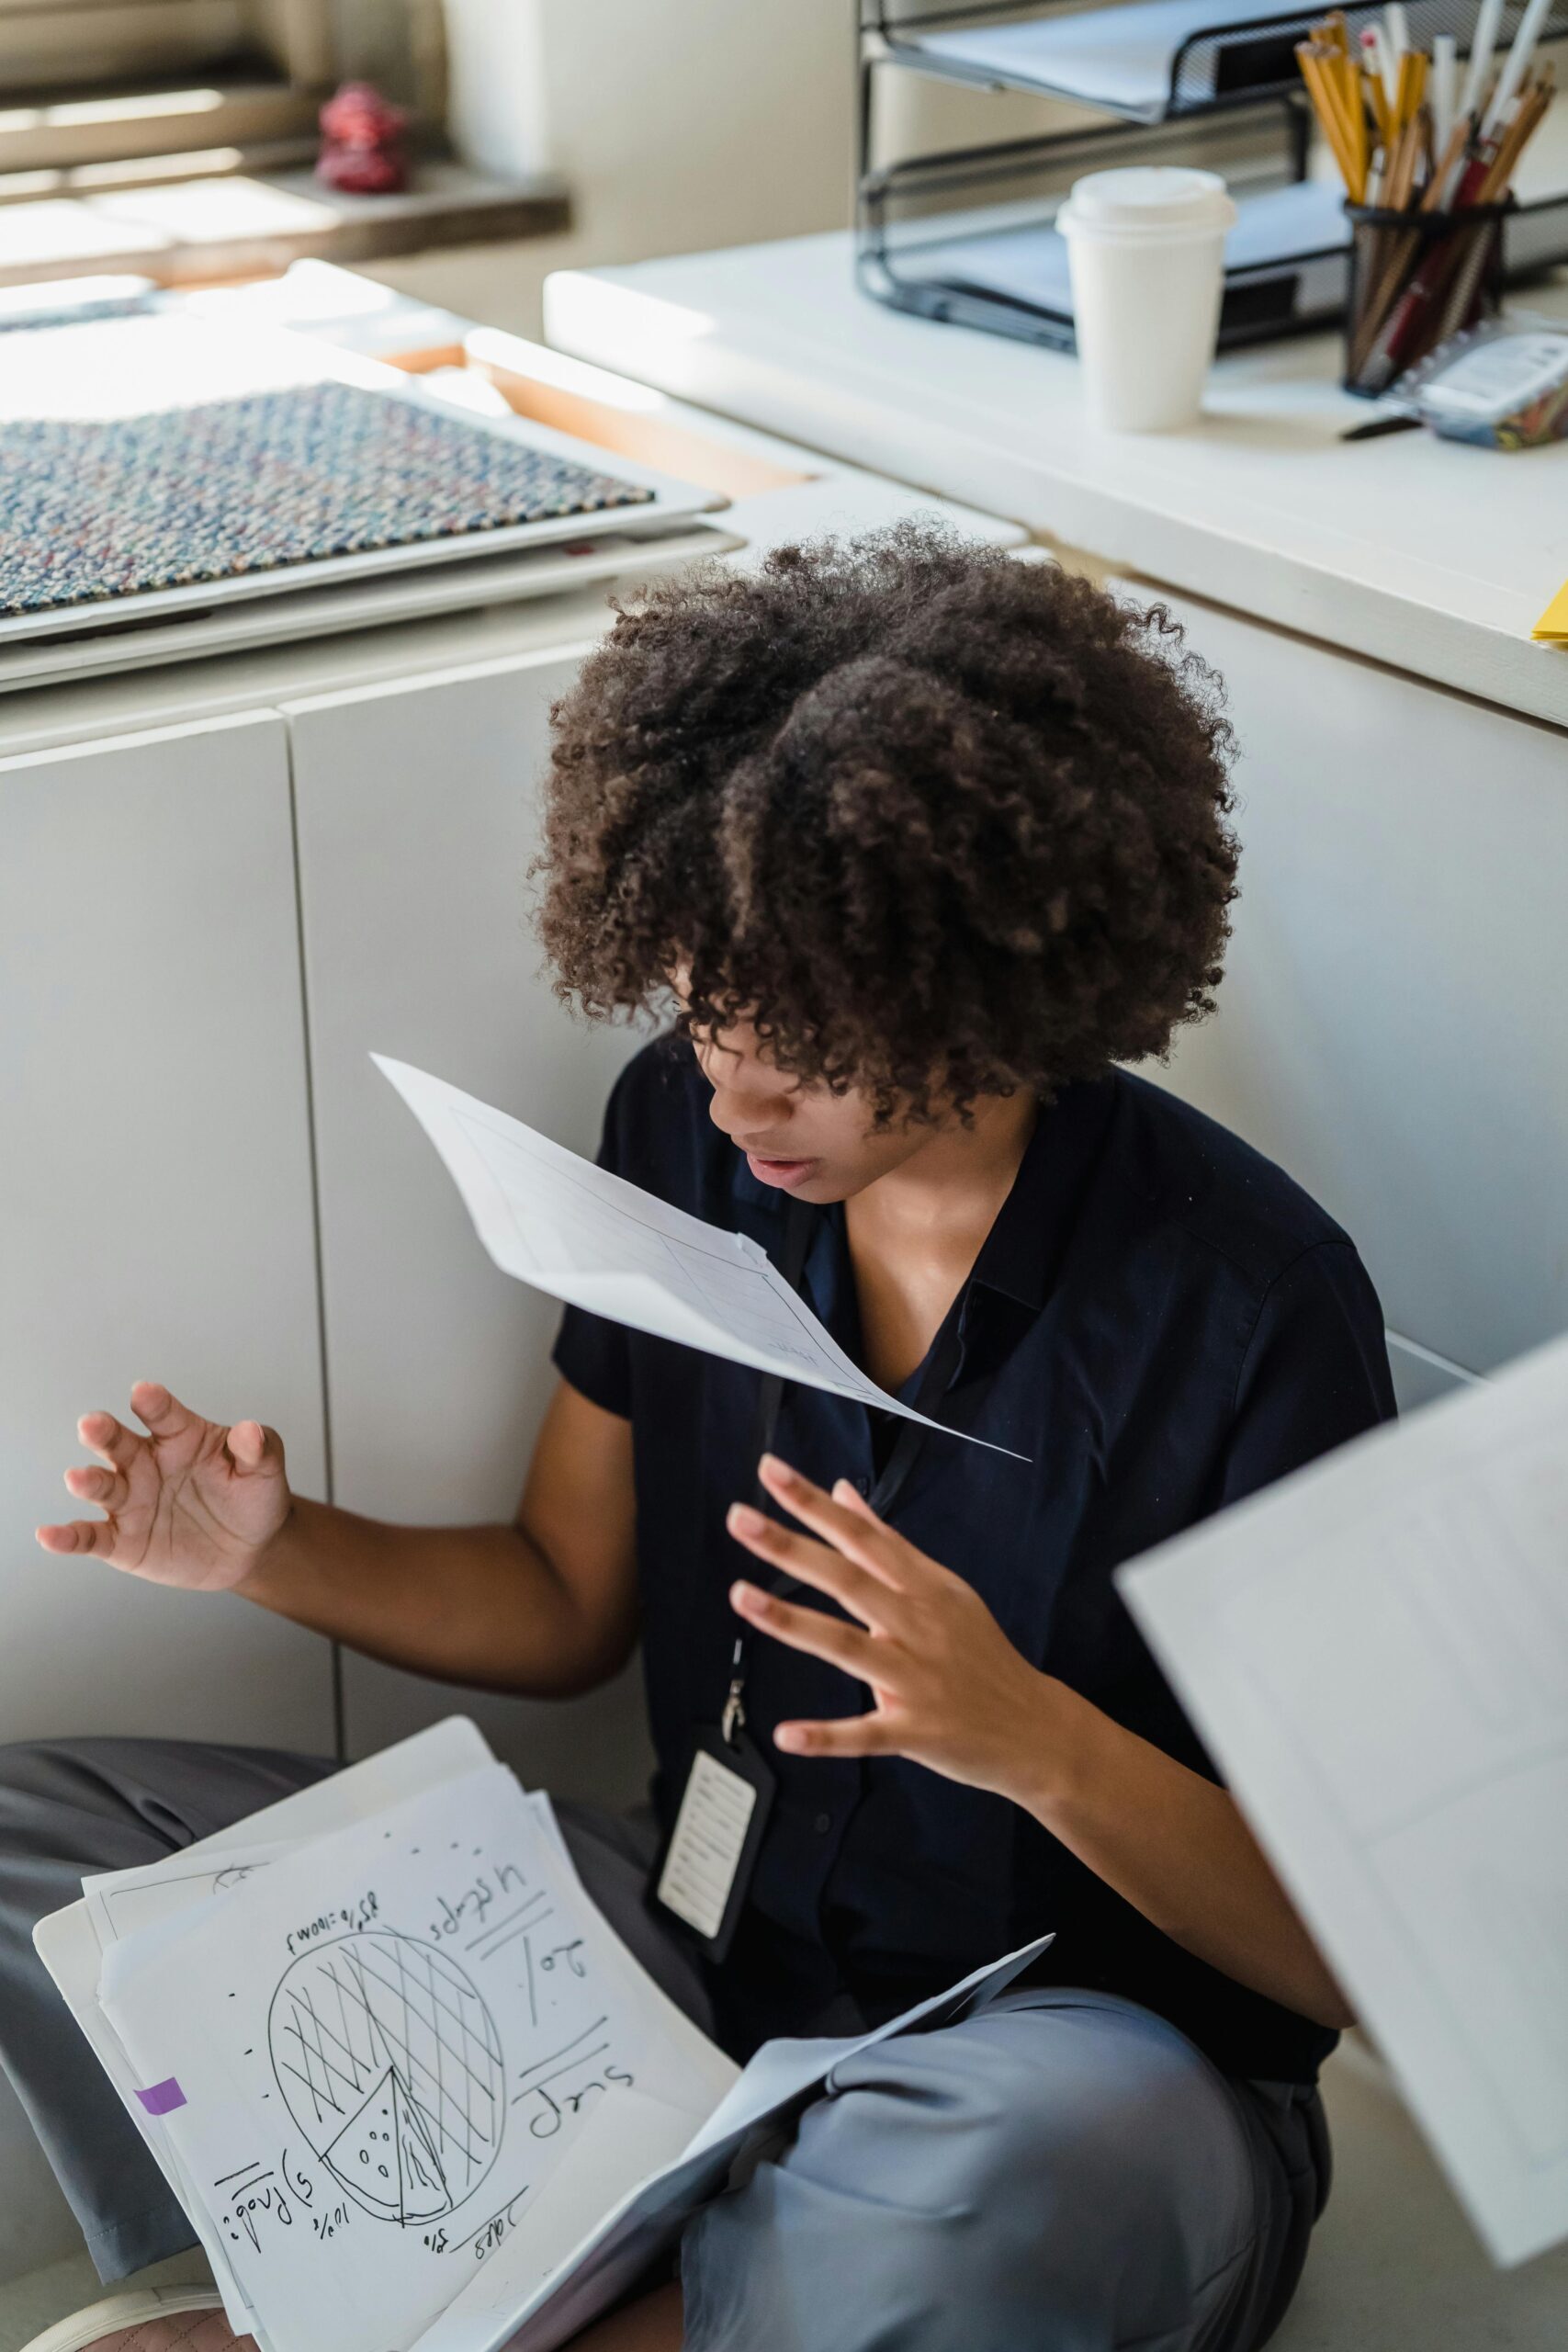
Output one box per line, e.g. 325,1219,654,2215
1095,1073,1392,1435
1105,1070,1357,1290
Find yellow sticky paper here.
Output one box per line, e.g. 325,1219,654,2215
1531,579,1568,642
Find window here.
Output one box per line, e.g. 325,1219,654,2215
0,0,339,177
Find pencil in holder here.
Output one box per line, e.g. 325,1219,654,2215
1343,200,1511,400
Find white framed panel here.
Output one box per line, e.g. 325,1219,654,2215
0,713,333,1748
288,650,653,1802
1118,586,1568,1378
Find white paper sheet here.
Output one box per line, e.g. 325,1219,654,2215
84,1840,292,1948
43,1710,1057,2352
1118,1331,1568,2267
908,0,1303,122
35,1722,523,2335
76,1794,573,2313
374,1055,1024,1457
98,1765,737,2352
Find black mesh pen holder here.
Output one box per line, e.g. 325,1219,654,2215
1344,198,1510,398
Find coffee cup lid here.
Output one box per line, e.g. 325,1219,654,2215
1057,166,1236,238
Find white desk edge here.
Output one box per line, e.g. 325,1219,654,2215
542,231,1568,735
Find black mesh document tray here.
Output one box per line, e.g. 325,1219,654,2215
874,0,1568,123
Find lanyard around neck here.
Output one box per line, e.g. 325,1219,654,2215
720,1195,963,1745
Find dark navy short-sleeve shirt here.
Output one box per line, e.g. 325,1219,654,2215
553,1039,1394,2080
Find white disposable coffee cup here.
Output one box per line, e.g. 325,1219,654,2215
1057,167,1237,433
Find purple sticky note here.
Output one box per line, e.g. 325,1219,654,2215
135,2077,186,2117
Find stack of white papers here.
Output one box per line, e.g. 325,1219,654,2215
38,1721,1048,2352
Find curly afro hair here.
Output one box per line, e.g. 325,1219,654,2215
536,523,1238,1123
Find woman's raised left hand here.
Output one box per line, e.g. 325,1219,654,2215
727,1454,1067,1804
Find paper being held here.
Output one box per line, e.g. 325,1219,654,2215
373,1055,1023,1457
38,1716,1056,2352
1119,1331,1568,2268
98,1766,735,2352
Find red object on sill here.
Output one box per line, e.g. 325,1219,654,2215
317,81,411,196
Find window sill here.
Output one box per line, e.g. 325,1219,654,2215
0,160,570,290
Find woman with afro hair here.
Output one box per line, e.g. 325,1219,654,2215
11,527,1392,2352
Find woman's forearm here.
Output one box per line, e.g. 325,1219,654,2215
1013,1680,1354,2030
238,1496,634,1696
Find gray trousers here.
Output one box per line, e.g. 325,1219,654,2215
0,1740,1324,2352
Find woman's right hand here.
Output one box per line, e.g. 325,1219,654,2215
36,1381,291,1592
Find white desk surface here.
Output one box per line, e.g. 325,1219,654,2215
544,231,1568,731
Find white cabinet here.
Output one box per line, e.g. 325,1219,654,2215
0,714,333,1750
0,368,1027,1796
286,652,654,1802
1131,589,1568,1381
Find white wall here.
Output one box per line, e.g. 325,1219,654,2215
368,2,1261,343
372,0,857,335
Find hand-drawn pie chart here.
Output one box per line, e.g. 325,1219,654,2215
267,1930,505,2223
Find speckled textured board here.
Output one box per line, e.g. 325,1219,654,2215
0,375,655,616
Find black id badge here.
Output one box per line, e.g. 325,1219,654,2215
651,1724,777,1963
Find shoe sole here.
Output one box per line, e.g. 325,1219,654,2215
19,2285,226,2352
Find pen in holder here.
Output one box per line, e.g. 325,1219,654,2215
1295,8,1554,408
1344,198,1510,398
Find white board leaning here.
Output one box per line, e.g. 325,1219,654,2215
1120,1330,1568,2267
